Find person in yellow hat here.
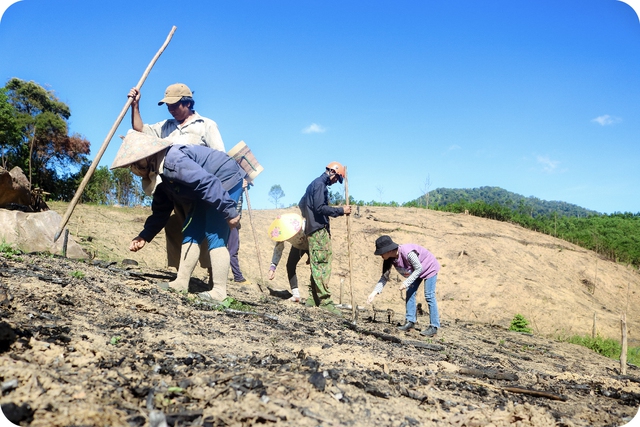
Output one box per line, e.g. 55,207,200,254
267,213,309,302
298,162,351,315
126,84,226,287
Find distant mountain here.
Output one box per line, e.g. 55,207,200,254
411,186,600,218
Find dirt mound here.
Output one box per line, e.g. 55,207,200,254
0,202,637,426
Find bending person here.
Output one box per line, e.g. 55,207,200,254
111,131,246,302
366,235,441,337
267,213,309,302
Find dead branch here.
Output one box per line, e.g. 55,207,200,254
502,386,567,401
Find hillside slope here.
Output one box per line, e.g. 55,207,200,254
0,202,638,426
50,202,640,345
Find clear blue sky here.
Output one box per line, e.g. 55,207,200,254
1,0,639,213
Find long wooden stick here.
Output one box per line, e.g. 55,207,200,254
54,26,178,241
621,313,628,375
243,187,265,292
344,166,355,322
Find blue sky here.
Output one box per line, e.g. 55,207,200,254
1,0,639,213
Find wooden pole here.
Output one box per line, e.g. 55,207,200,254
54,26,178,241
621,313,628,376
344,166,355,322
244,187,265,293
592,312,597,339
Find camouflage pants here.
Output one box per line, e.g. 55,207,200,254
307,228,334,306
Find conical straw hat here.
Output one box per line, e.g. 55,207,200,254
110,131,174,170
268,213,304,242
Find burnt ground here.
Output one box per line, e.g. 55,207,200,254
0,252,639,427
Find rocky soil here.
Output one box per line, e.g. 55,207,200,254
0,253,639,426
0,203,639,426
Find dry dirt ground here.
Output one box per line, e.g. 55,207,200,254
0,202,639,426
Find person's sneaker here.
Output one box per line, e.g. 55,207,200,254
420,326,438,337
288,296,301,303
398,321,415,332
234,277,247,283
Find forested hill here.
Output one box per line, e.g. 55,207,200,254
411,186,600,218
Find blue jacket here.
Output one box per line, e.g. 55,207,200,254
139,145,246,242
298,172,345,236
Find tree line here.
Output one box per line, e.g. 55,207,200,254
1,78,145,206
405,196,640,269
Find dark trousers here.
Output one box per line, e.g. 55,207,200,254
227,227,244,281
286,246,308,290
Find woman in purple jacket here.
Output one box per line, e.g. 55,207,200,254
366,235,441,337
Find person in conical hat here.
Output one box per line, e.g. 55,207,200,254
111,131,246,302
267,213,309,302
126,83,225,285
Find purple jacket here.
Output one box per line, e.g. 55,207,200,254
139,145,246,242
393,244,440,280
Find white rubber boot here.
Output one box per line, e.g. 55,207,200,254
204,247,230,302
168,242,200,292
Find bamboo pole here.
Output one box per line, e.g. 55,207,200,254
344,166,355,322
621,313,628,376
244,187,265,293
54,26,178,241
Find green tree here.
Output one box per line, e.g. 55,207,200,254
112,168,145,206
268,184,285,208
329,189,344,206
3,78,91,198
0,87,21,169
83,166,113,204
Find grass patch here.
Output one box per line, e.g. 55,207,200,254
216,297,254,312
564,334,640,366
0,241,23,260
70,270,85,279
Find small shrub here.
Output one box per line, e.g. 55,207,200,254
509,314,532,333
70,270,85,279
216,297,253,312
0,241,22,258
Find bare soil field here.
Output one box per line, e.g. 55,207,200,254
0,202,638,426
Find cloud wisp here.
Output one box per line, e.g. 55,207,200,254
302,123,326,134
591,114,622,126
536,155,560,173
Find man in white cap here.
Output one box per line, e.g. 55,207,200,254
127,84,226,285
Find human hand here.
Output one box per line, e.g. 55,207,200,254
397,282,408,291
343,205,352,215
268,270,276,280
227,216,240,229
366,292,377,304
129,236,146,252
128,87,140,106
